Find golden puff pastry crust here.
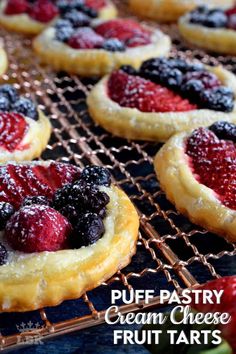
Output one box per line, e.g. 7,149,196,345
0,183,139,312
179,14,236,55
87,65,236,142
33,26,171,76
0,0,117,35
0,110,51,163
129,0,234,23
0,44,7,76
154,132,236,242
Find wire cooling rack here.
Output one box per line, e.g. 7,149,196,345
1,1,236,351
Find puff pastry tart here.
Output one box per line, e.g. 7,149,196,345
0,41,7,76
0,0,116,35
129,0,234,23
0,162,139,312
154,122,236,242
179,6,236,55
0,84,51,162
87,57,236,142
33,18,171,76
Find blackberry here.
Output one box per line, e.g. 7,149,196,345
189,7,227,28
51,183,72,210
0,202,15,230
120,65,137,75
22,195,50,207
181,79,204,101
209,121,236,143
140,58,183,89
70,213,105,248
102,39,126,52
57,0,72,14
81,5,97,18
64,9,91,27
54,19,72,29
12,98,39,121
81,166,111,186
0,84,19,103
60,204,81,224
183,71,221,89
0,96,10,112
200,87,234,112
55,25,74,42
0,243,8,266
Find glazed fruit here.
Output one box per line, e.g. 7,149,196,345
5,205,72,253
185,127,236,210
70,212,105,248
0,202,15,230
80,165,111,186
209,121,236,142
108,70,197,113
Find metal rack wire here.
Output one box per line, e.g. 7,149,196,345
1,2,236,351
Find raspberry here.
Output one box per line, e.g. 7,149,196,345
12,97,39,120
80,166,111,186
209,121,236,142
0,112,28,152
70,212,105,248
108,70,196,113
28,0,59,23
4,0,28,15
68,27,104,49
5,205,72,253
95,19,151,47
0,202,15,230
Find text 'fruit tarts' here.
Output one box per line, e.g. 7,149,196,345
0,162,139,312
0,0,117,35
179,5,236,55
154,121,236,242
33,18,171,76
87,57,236,142
0,84,51,162
129,0,234,23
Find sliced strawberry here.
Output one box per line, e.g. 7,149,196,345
108,70,196,113
190,276,236,351
0,163,80,208
68,27,104,49
0,113,28,152
4,0,28,15
85,0,106,10
95,19,151,47
186,128,236,210
5,205,72,253
28,0,58,23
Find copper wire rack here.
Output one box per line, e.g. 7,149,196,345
1,1,236,351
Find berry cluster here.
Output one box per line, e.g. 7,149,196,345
0,165,111,264
120,58,234,113
57,0,98,18
189,5,236,31
5,0,58,23
55,18,151,52
0,84,38,120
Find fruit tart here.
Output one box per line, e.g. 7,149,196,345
87,58,236,142
129,0,234,23
154,121,236,242
33,18,171,76
0,162,139,312
0,84,51,162
0,0,117,35
179,5,236,55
